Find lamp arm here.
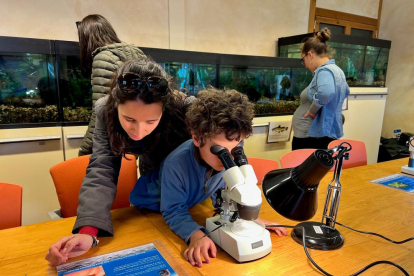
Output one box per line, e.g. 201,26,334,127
321,145,350,229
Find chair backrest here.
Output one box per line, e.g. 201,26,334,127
0,182,22,230
280,149,317,168
50,154,137,218
247,158,280,185
328,139,367,169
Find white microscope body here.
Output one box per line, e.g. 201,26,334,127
401,136,414,176
205,146,272,263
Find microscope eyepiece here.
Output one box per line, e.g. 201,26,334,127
210,145,236,170
231,145,248,166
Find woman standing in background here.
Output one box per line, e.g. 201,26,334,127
77,14,146,156
291,28,349,150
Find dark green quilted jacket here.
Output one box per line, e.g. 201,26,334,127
78,43,145,156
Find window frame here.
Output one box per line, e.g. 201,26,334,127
308,0,383,38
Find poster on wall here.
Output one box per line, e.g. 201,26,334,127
267,122,292,143
342,97,348,110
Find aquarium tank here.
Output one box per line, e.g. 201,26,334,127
278,33,391,87
57,55,92,122
218,65,311,115
143,48,310,117
161,62,217,96
0,36,59,125
0,38,93,126
1,36,313,127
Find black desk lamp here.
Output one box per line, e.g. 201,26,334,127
262,144,351,250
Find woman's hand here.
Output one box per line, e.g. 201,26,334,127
184,230,217,267
255,217,288,237
45,234,94,266
303,110,317,119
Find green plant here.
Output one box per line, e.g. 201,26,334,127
0,105,91,124
63,107,92,122
0,105,58,124
254,99,301,115
63,71,92,108
0,70,19,92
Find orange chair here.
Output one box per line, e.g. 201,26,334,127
280,149,317,169
49,154,137,218
248,158,280,185
328,139,367,169
0,182,22,230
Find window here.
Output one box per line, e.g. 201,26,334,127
350,28,374,38
319,23,345,36
308,0,382,38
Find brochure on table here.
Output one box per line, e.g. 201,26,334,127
56,243,177,276
370,174,414,193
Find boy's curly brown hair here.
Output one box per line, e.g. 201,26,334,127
186,88,255,147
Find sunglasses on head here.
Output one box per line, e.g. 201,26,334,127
117,73,169,95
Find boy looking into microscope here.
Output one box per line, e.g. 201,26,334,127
159,88,287,267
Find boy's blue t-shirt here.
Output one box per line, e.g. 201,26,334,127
129,139,226,242
160,139,225,242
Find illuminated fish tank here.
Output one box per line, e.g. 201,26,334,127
0,38,57,125
162,62,216,96
145,48,310,117
0,36,311,127
55,41,93,123
278,33,391,87
0,37,92,126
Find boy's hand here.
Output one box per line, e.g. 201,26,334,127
255,218,288,237
184,230,217,267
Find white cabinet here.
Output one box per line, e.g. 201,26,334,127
62,126,88,161
0,127,63,225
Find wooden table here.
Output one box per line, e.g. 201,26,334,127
0,159,413,276
145,158,414,276
0,207,201,276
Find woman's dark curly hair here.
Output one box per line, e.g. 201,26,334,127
186,88,254,147
106,58,190,174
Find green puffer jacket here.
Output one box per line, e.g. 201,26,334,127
78,43,146,156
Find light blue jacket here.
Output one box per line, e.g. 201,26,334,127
307,59,350,139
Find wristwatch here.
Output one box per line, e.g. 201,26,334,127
86,234,99,248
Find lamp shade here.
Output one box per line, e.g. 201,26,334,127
262,150,334,221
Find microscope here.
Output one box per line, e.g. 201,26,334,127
401,136,414,176
205,145,272,263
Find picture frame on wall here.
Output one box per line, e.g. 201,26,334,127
267,121,292,143
342,97,348,110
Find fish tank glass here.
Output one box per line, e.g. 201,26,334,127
58,55,92,122
0,37,313,127
0,52,58,124
161,62,216,96
142,47,309,117
219,65,311,115
278,33,391,87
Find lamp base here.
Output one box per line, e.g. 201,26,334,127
291,221,344,251
402,165,414,176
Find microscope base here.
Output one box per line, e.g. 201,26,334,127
206,216,272,263
402,166,414,176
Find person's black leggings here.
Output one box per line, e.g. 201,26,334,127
292,136,336,151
